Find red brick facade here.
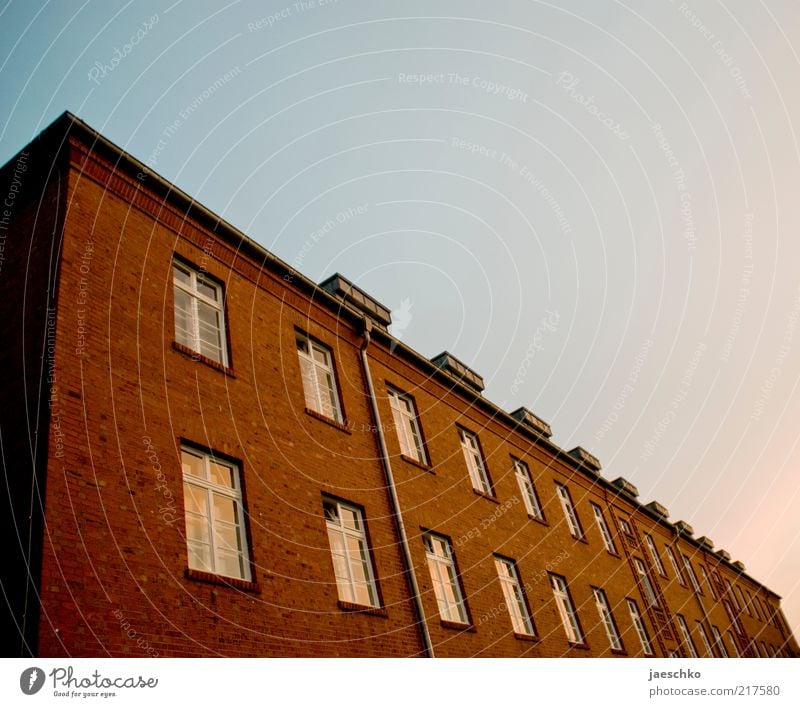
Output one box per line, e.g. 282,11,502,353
1,113,797,658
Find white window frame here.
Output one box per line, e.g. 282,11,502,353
644,534,667,576
681,554,702,594
424,533,468,624
550,574,584,644
627,598,654,656
711,625,728,657
181,446,250,580
696,620,714,657
555,483,583,539
666,546,686,586
592,587,623,651
173,260,228,365
633,557,658,608
726,630,740,657
513,458,544,520
591,503,617,554
387,386,427,464
296,331,343,423
677,614,698,657
699,564,717,599
323,497,380,608
458,428,492,495
494,556,535,636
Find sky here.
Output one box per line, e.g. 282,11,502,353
2,0,799,640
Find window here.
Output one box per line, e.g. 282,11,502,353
296,332,343,423
555,483,584,539
644,534,667,576
592,588,623,651
591,504,617,554
181,446,250,580
423,533,468,624
494,556,535,636
513,458,544,520
676,615,698,657
749,592,763,622
619,518,633,535
550,574,584,644
699,565,717,599
711,625,728,657
666,546,685,586
173,260,228,365
696,621,714,657
726,630,740,657
387,386,427,464
627,598,654,655
323,498,379,607
633,558,658,608
458,428,492,495
682,554,702,594
727,581,741,611
758,642,769,658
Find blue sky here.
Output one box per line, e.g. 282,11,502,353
2,0,800,638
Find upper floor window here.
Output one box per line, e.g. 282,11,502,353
513,458,544,520
665,546,686,586
181,446,250,580
699,565,717,599
676,614,698,657
590,503,617,554
458,428,492,495
387,386,427,464
423,532,468,624
695,620,714,657
550,573,584,644
644,534,667,576
681,554,702,594
323,497,379,607
173,260,228,365
711,625,728,657
626,598,654,656
296,332,343,423
555,483,584,539
494,556,535,636
592,587,623,651
726,630,740,657
633,557,658,608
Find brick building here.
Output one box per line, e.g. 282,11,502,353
1,112,797,658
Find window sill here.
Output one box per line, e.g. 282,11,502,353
567,641,591,650
440,620,476,632
528,514,548,526
571,534,589,544
606,550,622,558
184,568,260,593
304,408,352,434
400,454,434,473
337,600,387,617
472,489,500,504
513,632,539,643
610,648,629,656
172,342,235,377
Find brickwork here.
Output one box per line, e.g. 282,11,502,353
2,113,797,658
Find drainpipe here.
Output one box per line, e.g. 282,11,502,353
358,316,434,658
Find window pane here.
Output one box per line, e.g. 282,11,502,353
173,264,191,285
196,278,218,301
183,482,208,515
187,540,213,571
208,461,235,488
185,512,210,544
173,288,194,347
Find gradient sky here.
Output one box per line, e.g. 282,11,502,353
2,0,800,639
